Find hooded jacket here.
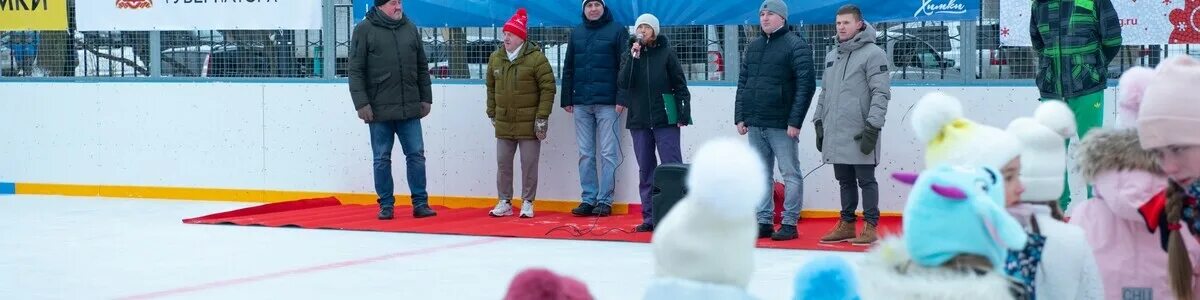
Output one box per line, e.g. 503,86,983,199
348,9,433,122
1069,128,1200,300
814,22,892,165
857,238,1019,300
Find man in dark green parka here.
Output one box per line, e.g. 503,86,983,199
348,0,437,220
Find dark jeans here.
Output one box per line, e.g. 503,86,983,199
834,164,879,226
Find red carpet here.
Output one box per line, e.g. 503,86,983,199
183,197,901,252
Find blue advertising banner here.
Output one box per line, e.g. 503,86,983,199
353,0,979,27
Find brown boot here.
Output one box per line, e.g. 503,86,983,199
819,220,857,244
849,223,878,246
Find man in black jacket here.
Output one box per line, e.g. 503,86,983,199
348,0,436,220
562,0,629,218
734,0,816,241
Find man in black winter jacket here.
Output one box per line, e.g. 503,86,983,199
562,0,629,218
348,0,437,220
734,0,816,241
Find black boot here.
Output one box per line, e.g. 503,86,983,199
378,206,394,220
758,223,775,239
571,203,596,216
412,205,437,218
771,224,799,241
591,204,612,217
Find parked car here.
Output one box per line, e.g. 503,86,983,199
73,32,146,77
75,47,146,77
161,44,269,77
884,22,1014,79
160,30,226,49
882,33,961,80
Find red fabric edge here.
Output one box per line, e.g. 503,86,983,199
183,197,342,224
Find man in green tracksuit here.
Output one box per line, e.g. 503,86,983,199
1030,0,1121,210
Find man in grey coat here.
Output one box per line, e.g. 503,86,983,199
348,0,437,220
813,4,890,246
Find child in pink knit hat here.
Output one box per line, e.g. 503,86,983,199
1072,62,1200,300
1134,55,1200,299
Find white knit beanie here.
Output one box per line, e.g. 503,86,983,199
635,13,661,36
912,92,1023,170
651,138,767,289
1007,101,1076,201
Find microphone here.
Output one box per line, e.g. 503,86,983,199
629,33,645,59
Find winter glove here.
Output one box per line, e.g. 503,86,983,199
535,119,548,140
814,121,825,152
854,125,880,155
420,102,431,118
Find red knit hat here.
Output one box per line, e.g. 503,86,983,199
503,8,529,41
503,268,593,300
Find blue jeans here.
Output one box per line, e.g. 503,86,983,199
369,118,428,208
748,127,804,226
573,105,622,206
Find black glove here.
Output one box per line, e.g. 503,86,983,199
815,121,824,152
854,125,880,155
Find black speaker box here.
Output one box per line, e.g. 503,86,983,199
651,163,689,224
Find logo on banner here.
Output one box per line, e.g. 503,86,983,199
2,0,50,10
1168,0,1200,43
914,0,968,17
116,0,152,9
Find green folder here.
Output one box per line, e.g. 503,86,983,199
662,93,679,124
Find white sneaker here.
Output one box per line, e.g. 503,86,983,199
519,200,534,218
489,200,513,217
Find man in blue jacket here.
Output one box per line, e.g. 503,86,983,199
734,0,816,241
561,0,629,217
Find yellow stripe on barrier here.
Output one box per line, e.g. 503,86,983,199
11,182,900,217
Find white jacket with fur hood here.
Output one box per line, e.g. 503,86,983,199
856,238,1017,300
